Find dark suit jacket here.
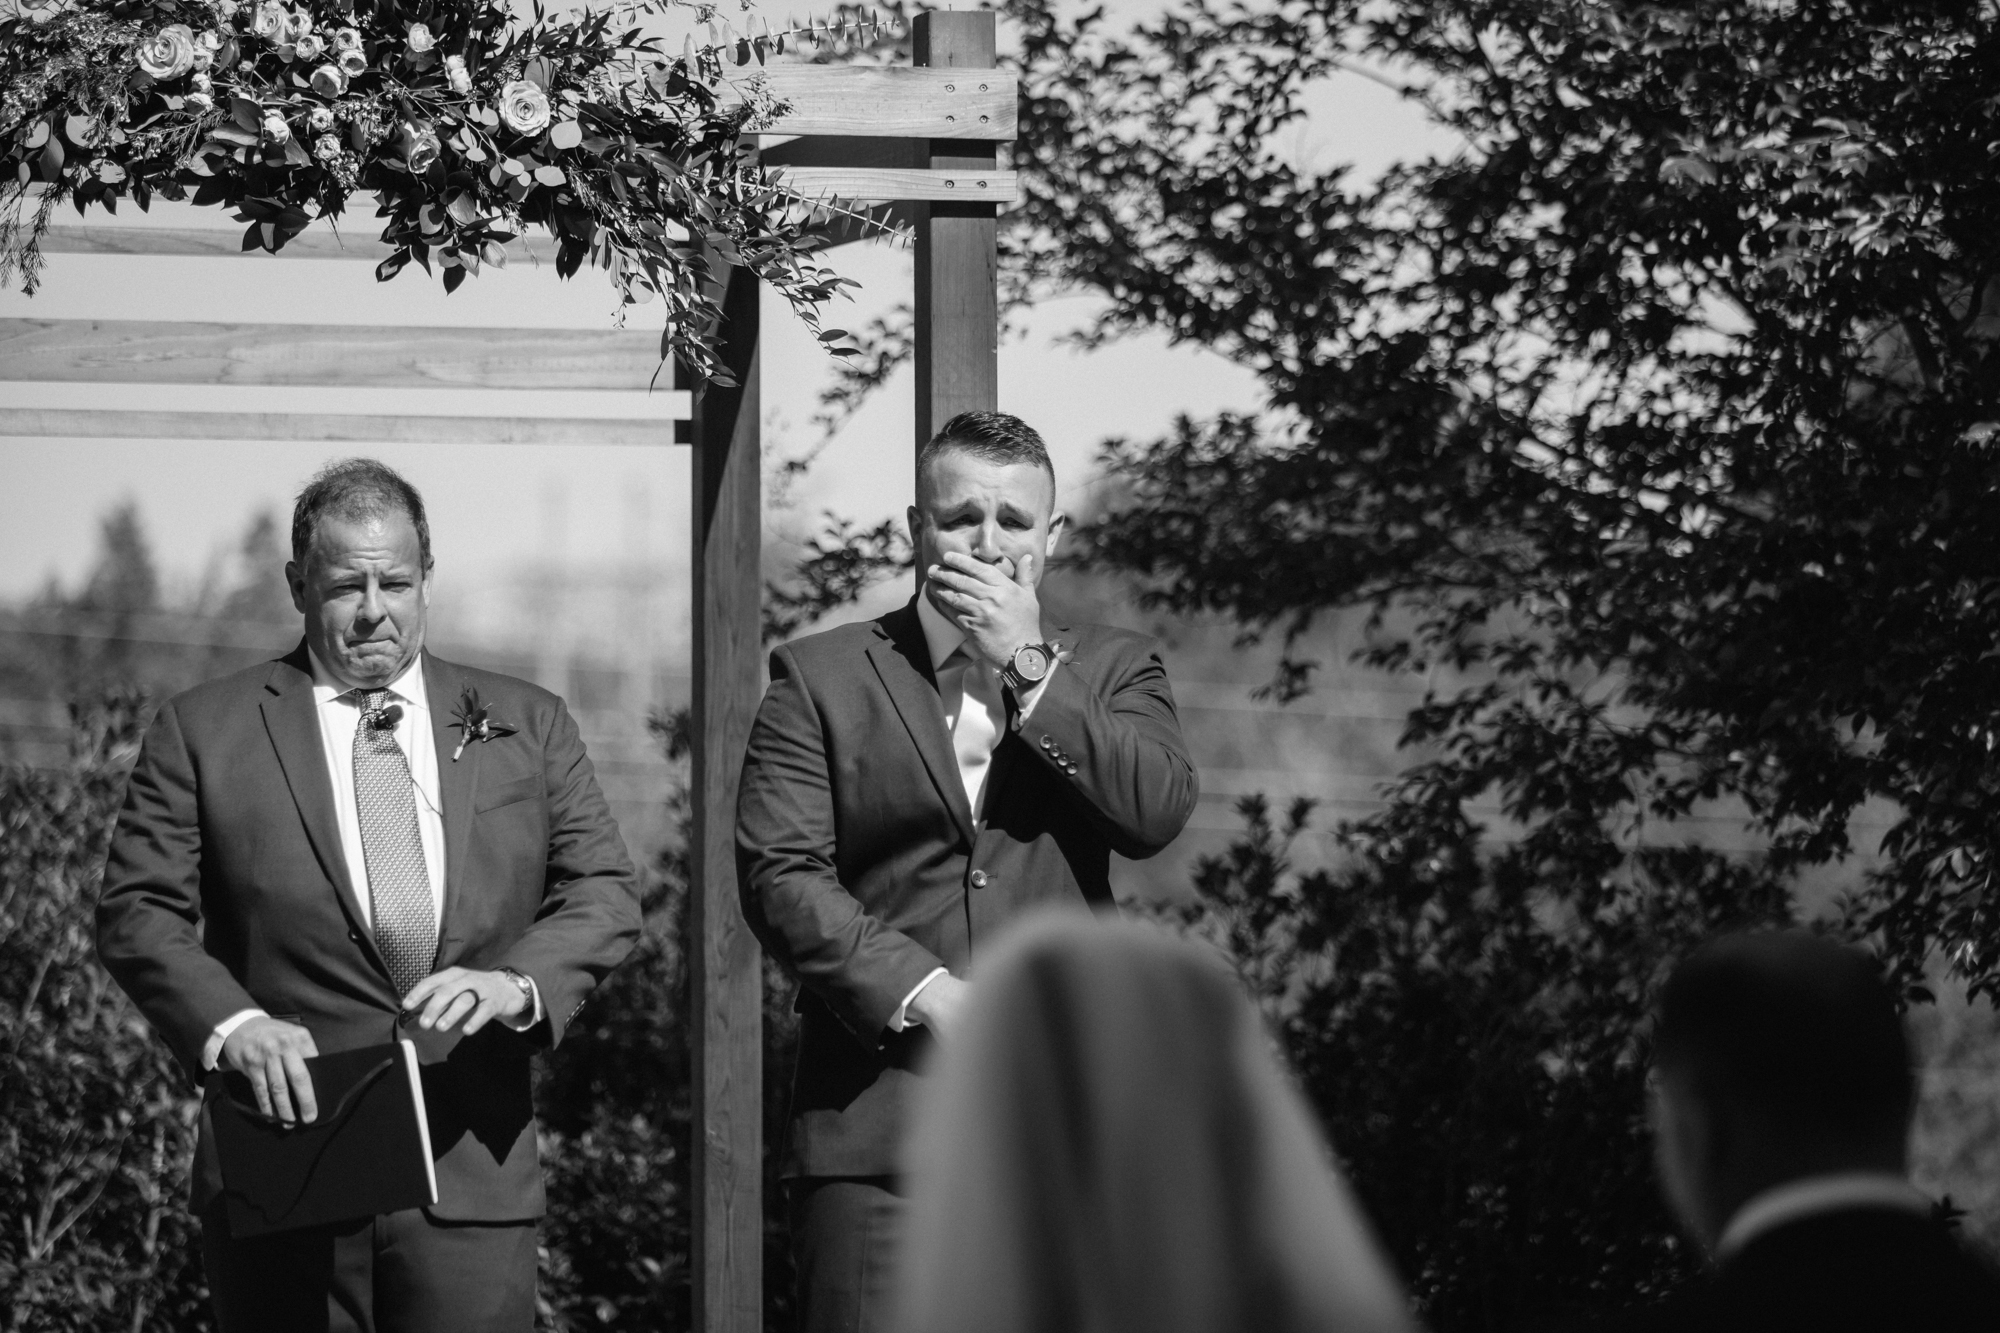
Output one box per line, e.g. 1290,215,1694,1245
737,598,1199,1177
97,644,641,1223
1612,1207,2000,1331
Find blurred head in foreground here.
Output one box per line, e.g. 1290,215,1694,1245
891,913,1415,1333
1650,930,1913,1253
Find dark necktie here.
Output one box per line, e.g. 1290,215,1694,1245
353,689,436,996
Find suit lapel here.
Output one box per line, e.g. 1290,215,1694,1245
424,652,478,961
259,645,387,976
867,602,977,846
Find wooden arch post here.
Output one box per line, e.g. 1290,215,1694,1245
689,10,1008,1331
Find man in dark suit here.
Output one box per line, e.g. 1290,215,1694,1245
97,458,641,1332
738,410,1200,1333
1623,930,2000,1330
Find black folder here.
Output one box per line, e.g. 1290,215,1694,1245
207,1038,437,1238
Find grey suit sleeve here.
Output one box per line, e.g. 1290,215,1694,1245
494,696,642,1048
736,644,945,1047
1017,638,1199,858
97,699,261,1081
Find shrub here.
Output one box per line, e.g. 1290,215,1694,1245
0,690,209,1332
1152,794,1794,1330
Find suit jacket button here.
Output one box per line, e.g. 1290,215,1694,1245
969,869,988,889
1039,736,1053,750
1065,763,1079,775
348,930,360,943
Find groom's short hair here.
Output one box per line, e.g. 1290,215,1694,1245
292,458,434,571
917,412,1055,507
1655,931,1911,1150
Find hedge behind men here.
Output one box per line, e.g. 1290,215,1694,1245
97,459,641,1331
738,411,1201,1333
1629,930,2000,1331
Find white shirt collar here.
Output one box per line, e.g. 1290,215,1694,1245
914,590,966,672
1715,1171,1930,1260
306,646,431,711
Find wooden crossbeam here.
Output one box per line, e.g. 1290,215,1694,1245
34,223,557,263
754,65,1016,139
1,408,683,445
0,318,665,390
778,166,1016,204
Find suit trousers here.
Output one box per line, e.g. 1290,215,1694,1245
790,1176,905,1333
201,1200,537,1333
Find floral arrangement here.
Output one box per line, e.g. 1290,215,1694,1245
0,0,889,382
448,685,513,760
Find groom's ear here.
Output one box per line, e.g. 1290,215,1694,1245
1046,511,1067,559
285,560,308,615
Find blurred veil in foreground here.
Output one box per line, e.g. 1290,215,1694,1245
891,912,1418,1333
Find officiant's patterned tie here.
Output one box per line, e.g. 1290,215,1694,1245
354,689,436,996
944,646,1003,820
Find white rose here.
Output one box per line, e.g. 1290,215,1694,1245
293,31,322,59
199,28,222,49
281,7,311,41
308,62,345,96
443,53,471,94
307,104,334,131
314,133,342,161
216,0,239,18
187,89,215,110
250,1,284,39
261,110,292,143
135,23,198,79
332,26,361,52
496,78,550,135
405,22,434,53
191,44,213,71
399,120,440,172
337,47,367,75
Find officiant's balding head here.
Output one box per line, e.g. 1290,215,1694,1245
286,458,433,691
1648,930,1913,1253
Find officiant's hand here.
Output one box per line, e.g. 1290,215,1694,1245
907,972,971,1040
404,966,531,1036
222,1017,321,1124
927,551,1043,671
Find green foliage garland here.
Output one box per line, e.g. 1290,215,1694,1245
0,0,867,383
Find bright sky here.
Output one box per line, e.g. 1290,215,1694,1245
0,5,1453,608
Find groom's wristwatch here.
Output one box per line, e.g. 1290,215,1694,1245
1000,642,1056,693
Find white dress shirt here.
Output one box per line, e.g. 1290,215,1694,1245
1715,1171,1931,1260
204,650,536,1070
890,594,1059,1031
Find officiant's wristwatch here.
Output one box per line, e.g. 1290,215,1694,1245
497,967,535,1013
1000,642,1056,693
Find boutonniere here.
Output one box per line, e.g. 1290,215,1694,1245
448,687,517,761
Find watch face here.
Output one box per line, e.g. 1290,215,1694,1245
1013,645,1051,681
